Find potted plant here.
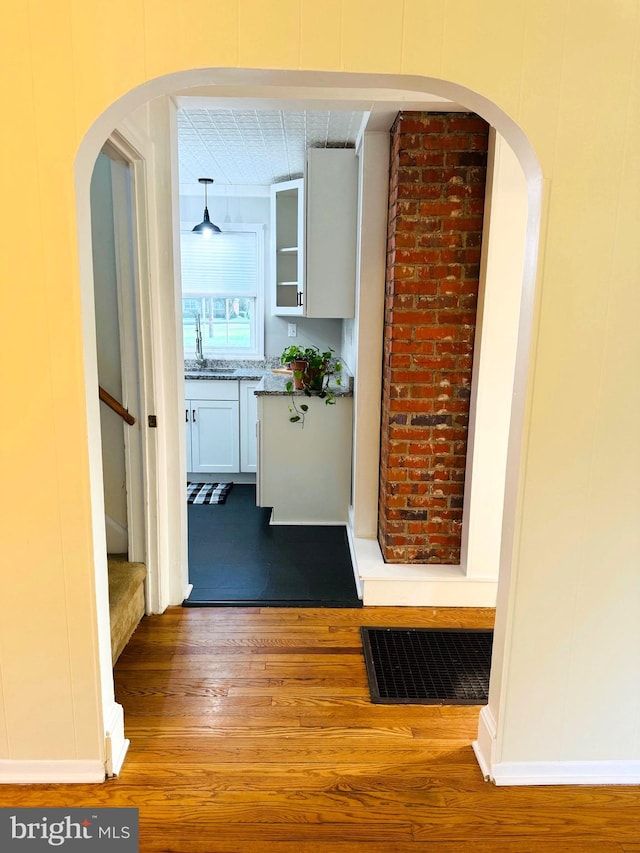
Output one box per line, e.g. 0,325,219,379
279,345,343,426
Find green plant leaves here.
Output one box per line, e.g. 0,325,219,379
281,343,344,427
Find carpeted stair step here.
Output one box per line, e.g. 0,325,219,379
108,555,146,665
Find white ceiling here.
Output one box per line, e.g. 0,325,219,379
176,87,462,194
177,107,366,189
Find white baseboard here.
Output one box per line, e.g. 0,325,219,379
473,707,640,785
268,509,347,526
0,701,130,784
0,760,105,784
353,537,498,606
103,702,129,778
489,760,640,786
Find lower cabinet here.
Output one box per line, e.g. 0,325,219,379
185,379,258,475
188,398,239,474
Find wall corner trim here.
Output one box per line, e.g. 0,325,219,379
104,701,129,778
472,705,497,782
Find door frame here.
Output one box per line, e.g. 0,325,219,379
75,68,542,780
76,115,169,775
100,140,146,567
103,128,161,614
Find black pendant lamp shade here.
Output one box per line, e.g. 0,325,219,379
193,177,222,234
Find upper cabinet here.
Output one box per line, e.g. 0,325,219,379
270,149,358,319
271,178,305,315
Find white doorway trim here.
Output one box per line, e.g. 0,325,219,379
103,126,162,615
76,119,164,776
74,67,542,782
101,140,146,568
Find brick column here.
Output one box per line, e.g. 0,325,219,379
378,112,489,564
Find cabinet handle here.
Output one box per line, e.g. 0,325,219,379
192,409,196,422
186,408,189,423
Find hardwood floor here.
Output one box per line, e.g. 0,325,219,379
2,606,640,851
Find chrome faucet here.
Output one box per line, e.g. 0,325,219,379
194,312,205,364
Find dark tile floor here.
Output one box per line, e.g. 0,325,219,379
184,483,362,607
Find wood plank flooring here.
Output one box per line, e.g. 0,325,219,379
2,606,640,851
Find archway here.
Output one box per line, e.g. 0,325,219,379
75,68,542,776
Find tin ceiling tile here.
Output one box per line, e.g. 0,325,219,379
178,108,363,187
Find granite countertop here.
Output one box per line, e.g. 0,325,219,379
255,371,352,397
184,368,268,381
184,359,353,396
184,359,271,381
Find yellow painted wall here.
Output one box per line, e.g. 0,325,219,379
0,0,638,767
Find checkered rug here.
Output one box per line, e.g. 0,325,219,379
187,482,233,505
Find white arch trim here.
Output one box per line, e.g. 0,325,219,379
74,67,543,782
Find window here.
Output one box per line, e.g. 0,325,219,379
180,225,264,358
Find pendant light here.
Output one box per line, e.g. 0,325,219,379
193,177,221,234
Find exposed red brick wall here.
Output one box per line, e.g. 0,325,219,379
378,112,489,564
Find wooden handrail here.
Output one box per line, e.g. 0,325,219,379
99,386,136,426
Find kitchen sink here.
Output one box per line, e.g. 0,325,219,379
191,368,237,375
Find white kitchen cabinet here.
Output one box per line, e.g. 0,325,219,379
257,393,353,524
189,400,239,473
270,149,358,319
240,381,259,473
185,380,239,474
271,178,304,316
185,379,259,475
305,148,358,318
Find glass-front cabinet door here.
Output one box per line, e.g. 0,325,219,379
271,178,304,316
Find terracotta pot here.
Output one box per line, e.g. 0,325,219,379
290,359,328,392
290,359,308,390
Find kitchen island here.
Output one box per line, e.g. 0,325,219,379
254,371,353,525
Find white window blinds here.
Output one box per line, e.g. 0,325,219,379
181,230,258,297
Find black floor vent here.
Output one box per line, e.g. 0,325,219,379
360,627,493,705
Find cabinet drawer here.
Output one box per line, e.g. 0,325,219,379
184,379,239,401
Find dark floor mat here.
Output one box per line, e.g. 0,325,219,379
184,484,361,607
360,627,493,704
187,482,233,505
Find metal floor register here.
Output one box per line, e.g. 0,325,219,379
360,627,493,705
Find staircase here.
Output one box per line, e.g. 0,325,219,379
107,555,147,664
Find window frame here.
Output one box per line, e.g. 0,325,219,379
180,222,265,360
